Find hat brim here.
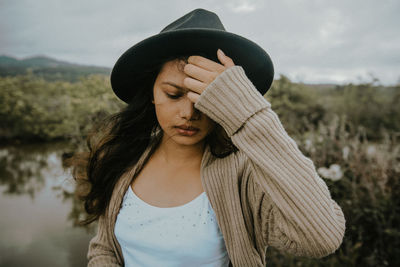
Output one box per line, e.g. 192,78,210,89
111,28,274,103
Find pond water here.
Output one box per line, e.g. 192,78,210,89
0,142,94,267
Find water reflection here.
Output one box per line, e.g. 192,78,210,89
0,146,47,197
0,142,94,267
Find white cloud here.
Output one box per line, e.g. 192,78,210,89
228,0,257,13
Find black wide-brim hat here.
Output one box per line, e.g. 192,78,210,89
111,8,274,103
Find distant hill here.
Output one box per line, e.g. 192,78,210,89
0,55,111,81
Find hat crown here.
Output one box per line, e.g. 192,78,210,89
111,8,274,103
161,9,226,33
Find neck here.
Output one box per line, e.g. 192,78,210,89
154,134,206,168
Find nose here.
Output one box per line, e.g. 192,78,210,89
180,96,200,120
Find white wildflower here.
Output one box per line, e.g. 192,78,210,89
317,167,330,177
366,145,376,159
0,149,8,158
318,163,343,181
342,146,350,161
304,139,312,151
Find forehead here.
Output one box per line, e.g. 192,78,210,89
158,59,186,78
154,59,189,94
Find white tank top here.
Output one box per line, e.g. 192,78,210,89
115,186,230,267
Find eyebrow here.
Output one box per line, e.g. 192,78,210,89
162,82,187,92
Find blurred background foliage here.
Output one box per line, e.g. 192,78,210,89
0,70,399,266
0,73,124,143
266,75,400,266
2,72,399,143
267,74,400,140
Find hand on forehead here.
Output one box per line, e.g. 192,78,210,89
183,49,235,103
187,55,227,73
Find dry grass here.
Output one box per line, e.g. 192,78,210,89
266,114,400,266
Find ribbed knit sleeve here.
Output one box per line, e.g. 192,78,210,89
194,66,346,258
87,215,122,267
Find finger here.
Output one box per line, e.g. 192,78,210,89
183,77,207,94
184,63,218,84
217,49,235,68
188,55,225,73
187,91,200,103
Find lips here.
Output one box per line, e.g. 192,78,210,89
175,125,199,136
176,125,199,131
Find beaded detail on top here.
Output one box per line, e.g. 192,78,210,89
114,186,230,267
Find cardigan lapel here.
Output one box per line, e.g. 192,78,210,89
107,143,156,264
200,148,264,267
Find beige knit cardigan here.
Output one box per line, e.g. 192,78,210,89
87,66,346,266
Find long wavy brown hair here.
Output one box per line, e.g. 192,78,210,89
69,55,237,224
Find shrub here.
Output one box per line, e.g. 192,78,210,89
266,115,400,266
0,74,124,142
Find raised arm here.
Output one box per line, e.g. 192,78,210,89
190,58,345,258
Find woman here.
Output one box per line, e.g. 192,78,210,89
74,9,345,267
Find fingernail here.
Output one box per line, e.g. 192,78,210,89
218,49,225,56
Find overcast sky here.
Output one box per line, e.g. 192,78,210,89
1,0,399,85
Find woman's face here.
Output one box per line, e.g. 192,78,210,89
152,59,215,147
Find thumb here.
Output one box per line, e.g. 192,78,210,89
217,49,235,68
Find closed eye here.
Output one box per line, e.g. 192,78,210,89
166,93,182,99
